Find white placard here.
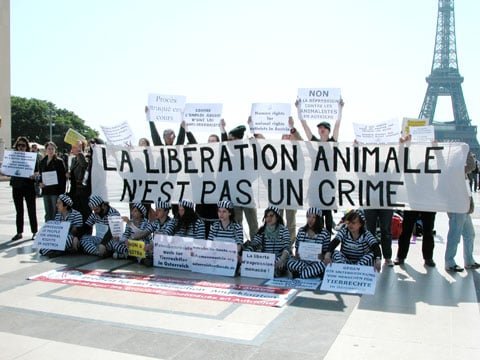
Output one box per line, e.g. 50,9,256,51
250,103,291,135
108,216,123,239
241,251,275,279
298,242,322,262
101,121,135,146
297,88,341,121
41,170,58,186
264,277,322,290
409,125,435,143
190,239,238,277
153,234,193,270
353,119,401,144
32,221,70,250
0,150,37,178
183,103,223,133
95,223,109,239
401,117,429,136
320,263,377,295
147,93,186,123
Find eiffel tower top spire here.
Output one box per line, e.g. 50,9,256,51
418,0,478,155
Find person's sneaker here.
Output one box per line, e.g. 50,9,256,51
394,258,404,265
424,259,436,267
113,252,128,260
31,232,36,240
465,262,480,270
385,259,394,267
11,233,22,241
446,265,464,272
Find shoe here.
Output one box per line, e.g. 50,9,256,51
394,258,404,265
385,259,394,267
465,262,480,270
98,244,107,257
113,252,128,260
31,232,36,240
47,250,63,258
141,258,153,267
11,234,22,241
424,259,436,267
446,265,464,272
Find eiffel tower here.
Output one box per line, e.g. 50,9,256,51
419,0,479,155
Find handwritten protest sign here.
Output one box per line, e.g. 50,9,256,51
101,122,135,146
353,119,401,144
410,125,435,143
147,93,186,123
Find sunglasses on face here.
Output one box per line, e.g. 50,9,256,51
17,143,27,148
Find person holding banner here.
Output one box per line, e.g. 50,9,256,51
39,194,84,257
80,195,121,257
324,210,382,272
286,208,331,278
243,205,292,277
109,203,152,264
208,200,244,263
145,106,196,146
8,136,39,241
172,199,206,239
38,142,67,221
220,119,259,241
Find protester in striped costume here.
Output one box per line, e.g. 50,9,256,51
39,194,84,257
109,202,151,262
172,199,206,239
79,195,121,257
208,200,244,267
286,208,331,278
324,210,382,272
243,205,292,277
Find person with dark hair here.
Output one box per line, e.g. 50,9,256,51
67,139,90,221
243,205,291,276
324,210,382,272
8,137,38,241
208,200,243,250
286,208,331,278
39,194,84,257
38,141,66,221
145,106,196,146
79,195,121,257
172,199,206,239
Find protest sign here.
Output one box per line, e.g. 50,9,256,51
320,263,376,295
250,103,291,135
298,242,322,262
241,251,275,279
410,125,435,143
32,221,70,251
101,122,135,146
401,117,429,137
353,119,401,144
297,88,341,122
147,93,186,123
41,170,58,186
108,216,123,239
64,128,86,146
0,150,37,178
183,103,223,133
153,234,192,270
190,239,238,277
128,240,145,258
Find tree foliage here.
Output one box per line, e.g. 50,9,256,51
11,96,99,153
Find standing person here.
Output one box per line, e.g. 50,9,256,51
80,195,121,257
172,199,206,239
243,205,292,277
445,150,480,271
467,152,478,192
67,139,90,222
297,98,344,233
286,208,331,278
38,141,67,221
220,119,259,241
145,106,196,146
364,208,394,266
8,137,38,241
324,210,382,272
39,194,84,257
31,143,43,197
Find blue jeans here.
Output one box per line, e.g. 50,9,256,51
445,212,475,267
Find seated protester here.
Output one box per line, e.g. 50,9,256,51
39,194,84,257
286,208,331,278
147,200,175,235
324,210,382,272
109,202,151,262
243,205,292,277
172,199,206,239
80,195,121,257
208,200,244,264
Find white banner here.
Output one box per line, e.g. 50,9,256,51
90,140,469,212
190,239,238,277
153,234,193,270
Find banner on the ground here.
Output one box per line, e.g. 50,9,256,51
153,234,193,270
320,263,376,295
241,251,275,279
190,239,238,277
32,221,70,250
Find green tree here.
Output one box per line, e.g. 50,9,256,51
11,96,99,153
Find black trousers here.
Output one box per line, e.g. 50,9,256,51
12,186,38,234
396,211,436,260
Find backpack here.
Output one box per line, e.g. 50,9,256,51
391,214,403,240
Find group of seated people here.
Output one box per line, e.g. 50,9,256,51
39,193,382,278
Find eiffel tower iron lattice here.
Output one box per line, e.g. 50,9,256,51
419,0,479,155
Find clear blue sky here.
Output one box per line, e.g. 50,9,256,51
10,0,480,143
